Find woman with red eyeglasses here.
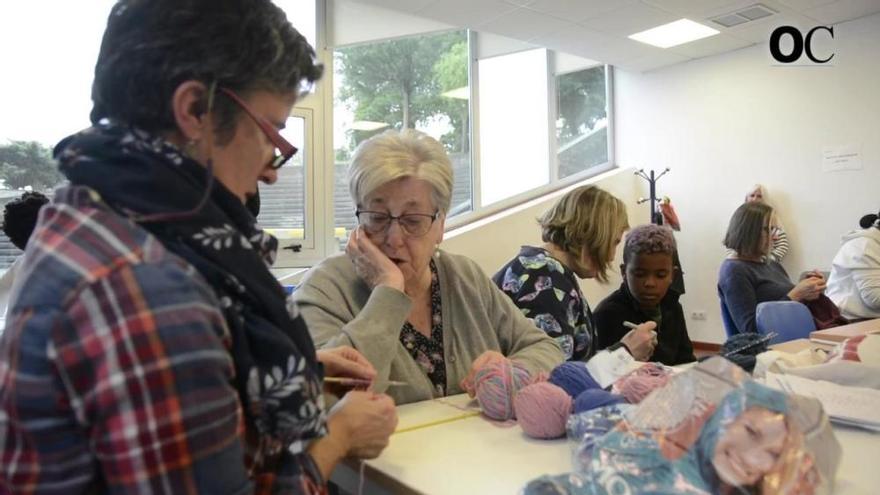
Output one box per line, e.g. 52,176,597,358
0,1,396,494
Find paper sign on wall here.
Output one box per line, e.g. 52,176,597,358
822,145,862,172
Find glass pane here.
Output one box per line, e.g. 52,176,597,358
556,65,609,179
333,30,472,247
0,2,113,270
275,0,317,50
257,116,306,242
478,48,551,206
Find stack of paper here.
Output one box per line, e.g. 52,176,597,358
764,372,880,432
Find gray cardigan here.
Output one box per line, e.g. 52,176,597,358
293,250,564,404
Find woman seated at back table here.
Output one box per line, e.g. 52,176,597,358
294,130,564,404
718,202,826,334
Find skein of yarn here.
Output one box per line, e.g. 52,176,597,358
474,359,532,420
573,389,625,414
613,363,671,404
515,382,572,439
548,362,601,398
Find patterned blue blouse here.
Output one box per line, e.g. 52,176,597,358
399,259,446,395
493,246,595,361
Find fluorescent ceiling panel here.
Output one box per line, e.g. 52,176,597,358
628,18,719,48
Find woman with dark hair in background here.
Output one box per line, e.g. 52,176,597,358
827,209,880,321
718,202,826,335
0,1,396,493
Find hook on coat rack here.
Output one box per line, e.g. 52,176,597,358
634,167,671,224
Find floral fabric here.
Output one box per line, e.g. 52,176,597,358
400,259,447,395
493,246,595,361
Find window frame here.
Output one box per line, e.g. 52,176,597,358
274,1,616,266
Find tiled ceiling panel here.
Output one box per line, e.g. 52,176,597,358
480,8,579,41
578,2,681,37
524,0,637,22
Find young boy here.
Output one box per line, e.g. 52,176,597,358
594,224,696,365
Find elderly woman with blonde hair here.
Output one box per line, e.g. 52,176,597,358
294,130,564,404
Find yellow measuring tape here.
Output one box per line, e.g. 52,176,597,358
393,410,483,435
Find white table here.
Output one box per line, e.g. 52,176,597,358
330,394,879,495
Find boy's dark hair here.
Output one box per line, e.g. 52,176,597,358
3,191,50,250
723,202,773,258
860,213,879,229
90,0,323,143
622,224,676,266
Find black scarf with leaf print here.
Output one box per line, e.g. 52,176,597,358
54,122,326,454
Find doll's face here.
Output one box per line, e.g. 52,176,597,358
712,407,787,487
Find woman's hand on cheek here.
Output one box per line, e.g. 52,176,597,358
346,226,405,292
459,350,507,398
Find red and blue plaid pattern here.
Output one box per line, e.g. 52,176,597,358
0,187,324,494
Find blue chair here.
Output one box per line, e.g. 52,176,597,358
755,301,816,344
720,299,737,338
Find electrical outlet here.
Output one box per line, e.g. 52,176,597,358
691,310,707,321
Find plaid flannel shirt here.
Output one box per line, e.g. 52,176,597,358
0,186,324,494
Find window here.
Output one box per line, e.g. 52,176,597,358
0,1,113,269
477,48,551,206
332,30,472,246
555,65,609,179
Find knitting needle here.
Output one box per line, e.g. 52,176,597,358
323,377,408,388
623,320,658,340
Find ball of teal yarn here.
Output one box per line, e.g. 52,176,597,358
515,382,572,439
474,359,532,420
548,362,601,398
573,389,625,414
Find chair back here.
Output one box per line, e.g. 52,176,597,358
755,301,816,344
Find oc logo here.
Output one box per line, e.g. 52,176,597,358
769,26,834,63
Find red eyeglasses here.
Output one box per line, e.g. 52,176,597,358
219,87,298,169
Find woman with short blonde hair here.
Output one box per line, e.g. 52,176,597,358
349,129,453,215
494,185,658,362
295,129,564,405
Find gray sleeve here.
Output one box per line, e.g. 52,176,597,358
479,271,565,374
293,264,412,383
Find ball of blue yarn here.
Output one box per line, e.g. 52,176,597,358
548,362,601,398
573,389,625,414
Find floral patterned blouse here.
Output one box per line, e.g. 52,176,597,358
399,259,446,395
492,246,595,361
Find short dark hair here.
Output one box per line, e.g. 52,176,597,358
724,202,772,258
90,0,323,142
622,224,676,265
860,213,879,229
3,191,50,250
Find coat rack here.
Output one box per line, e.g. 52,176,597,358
634,168,670,225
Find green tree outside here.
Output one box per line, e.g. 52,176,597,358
0,140,63,190
335,30,468,152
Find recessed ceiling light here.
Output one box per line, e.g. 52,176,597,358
629,19,720,48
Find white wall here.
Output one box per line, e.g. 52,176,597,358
614,13,880,343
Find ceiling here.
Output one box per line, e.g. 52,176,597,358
351,0,880,72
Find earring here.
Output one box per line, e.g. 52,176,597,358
183,139,199,159
434,244,441,258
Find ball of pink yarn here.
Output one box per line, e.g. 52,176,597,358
474,359,532,420
515,382,572,439
613,363,671,404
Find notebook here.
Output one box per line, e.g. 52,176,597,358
764,372,880,432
